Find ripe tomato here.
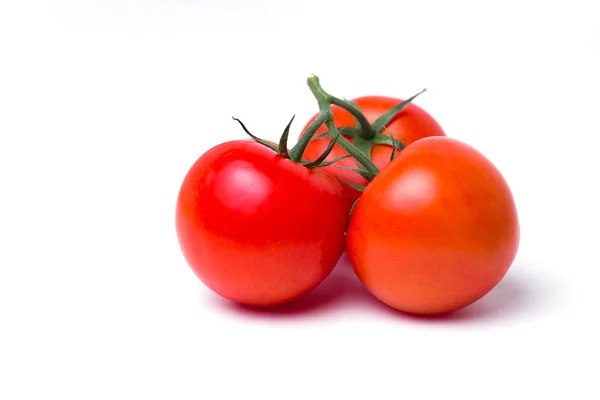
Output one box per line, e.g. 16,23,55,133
176,139,349,307
300,96,446,204
346,137,520,315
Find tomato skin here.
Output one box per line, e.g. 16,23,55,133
300,96,446,205
346,137,520,315
176,140,349,307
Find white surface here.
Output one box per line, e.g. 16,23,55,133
1,1,599,398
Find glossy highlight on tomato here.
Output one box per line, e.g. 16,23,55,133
346,137,520,315
300,96,446,204
176,140,349,307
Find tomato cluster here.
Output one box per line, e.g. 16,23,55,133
175,76,519,315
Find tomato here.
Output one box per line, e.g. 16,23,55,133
176,139,349,307
300,96,446,205
346,137,520,315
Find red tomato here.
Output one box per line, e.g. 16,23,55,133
346,137,520,315
300,96,446,204
176,140,349,307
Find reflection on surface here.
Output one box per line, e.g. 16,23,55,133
387,167,437,211
214,160,273,215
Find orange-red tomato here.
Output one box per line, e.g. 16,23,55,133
176,140,349,307
346,137,520,315
300,96,446,205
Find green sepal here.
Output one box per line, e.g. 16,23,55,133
381,126,399,161
345,197,360,233
302,155,350,168
334,134,379,175
372,133,405,150
301,127,343,168
350,135,375,158
335,165,376,181
232,117,280,153
311,127,360,141
278,115,295,159
339,178,366,192
311,132,330,141
370,88,427,134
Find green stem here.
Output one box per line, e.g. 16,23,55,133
334,134,379,176
301,76,380,175
289,112,328,162
351,135,375,158
329,96,376,140
306,76,331,110
308,76,376,140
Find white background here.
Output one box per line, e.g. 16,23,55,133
1,1,599,398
